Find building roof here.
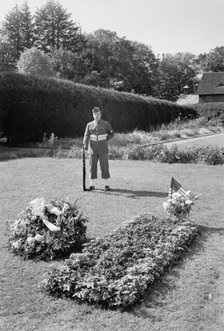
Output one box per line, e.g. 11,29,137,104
197,72,224,95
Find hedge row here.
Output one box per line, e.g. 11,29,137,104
192,102,224,120
0,72,197,143
124,144,224,165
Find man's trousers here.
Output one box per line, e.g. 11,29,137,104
89,154,110,179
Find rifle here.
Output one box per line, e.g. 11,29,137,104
82,144,86,191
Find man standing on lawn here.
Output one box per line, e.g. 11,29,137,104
83,106,114,191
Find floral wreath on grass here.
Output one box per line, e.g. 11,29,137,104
8,197,88,260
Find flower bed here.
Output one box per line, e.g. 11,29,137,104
124,144,224,165
42,214,198,309
8,198,88,260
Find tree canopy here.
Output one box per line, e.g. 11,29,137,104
0,0,223,101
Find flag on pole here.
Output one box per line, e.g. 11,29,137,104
169,177,195,199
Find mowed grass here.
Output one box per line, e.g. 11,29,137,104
1,158,224,331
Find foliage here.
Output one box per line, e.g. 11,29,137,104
0,4,23,60
20,1,35,49
50,47,78,79
0,72,196,144
199,145,224,165
1,1,224,102
157,52,199,101
33,0,86,53
156,145,182,163
193,103,224,121
3,1,224,100
79,30,161,96
199,46,224,72
17,47,56,77
124,144,164,160
0,2,35,67
0,40,16,71
8,198,88,260
0,0,85,70
42,214,198,309
123,143,224,165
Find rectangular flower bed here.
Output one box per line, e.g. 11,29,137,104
42,214,198,308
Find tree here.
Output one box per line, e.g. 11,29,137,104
199,46,224,72
81,29,159,95
0,39,17,71
83,30,120,88
34,0,86,53
0,2,35,70
157,52,198,101
119,41,160,95
17,47,55,77
1,4,22,60
20,1,35,49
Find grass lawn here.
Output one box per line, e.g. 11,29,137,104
1,158,224,331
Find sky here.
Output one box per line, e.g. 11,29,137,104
0,0,223,55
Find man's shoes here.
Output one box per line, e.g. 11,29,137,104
89,186,95,190
105,185,111,191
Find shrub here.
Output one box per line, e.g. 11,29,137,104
199,145,224,165
8,198,88,260
17,47,56,77
156,145,182,163
178,145,202,163
193,102,224,121
124,144,164,160
124,144,224,165
0,72,197,143
41,214,198,309
108,146,126,160
123,145,148,160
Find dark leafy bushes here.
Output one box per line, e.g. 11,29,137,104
0,72,197,143
42,214,198,309
193,102,224,121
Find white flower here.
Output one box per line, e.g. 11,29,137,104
27,236,35,245
34,234,44,242
12,240,21,249
62,203,69,213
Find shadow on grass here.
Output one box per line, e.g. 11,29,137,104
97,188,168,199
197,225,224,235
129,226,224,319
129,231,206,319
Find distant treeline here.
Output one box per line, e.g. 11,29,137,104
1,1,224,102
0,72,197,144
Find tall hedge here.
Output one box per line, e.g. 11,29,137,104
0,72,197,143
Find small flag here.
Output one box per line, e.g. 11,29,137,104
170,177,195,199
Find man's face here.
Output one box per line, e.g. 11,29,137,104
93,111,101,122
